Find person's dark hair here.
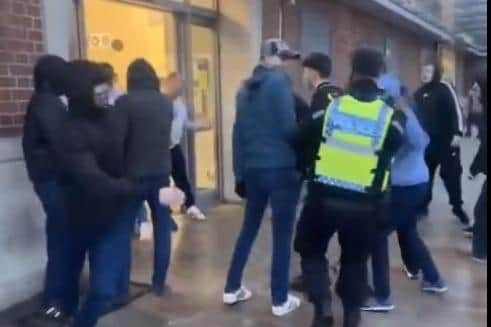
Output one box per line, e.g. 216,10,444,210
34,55,68,95
127,59,160,92
99,62,116,84
303,53,332,79
351,48,385,79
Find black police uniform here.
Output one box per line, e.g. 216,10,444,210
295,79,406,324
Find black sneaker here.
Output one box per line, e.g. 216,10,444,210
463,226,474,238
361,297,395,313
311,315,334,327
453,207,471,226
422,279,449,294
35,306,70,325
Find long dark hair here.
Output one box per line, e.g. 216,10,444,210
127,59,160,92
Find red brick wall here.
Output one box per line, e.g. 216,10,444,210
0,0,43,136
263,0,435,94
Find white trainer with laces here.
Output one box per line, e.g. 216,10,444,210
272,294,301,317
187,205,207,221
223,287,253,305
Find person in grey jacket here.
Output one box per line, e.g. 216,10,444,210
363,75,447,314
224,39,302,317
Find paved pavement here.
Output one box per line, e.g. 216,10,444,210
99,138,487,327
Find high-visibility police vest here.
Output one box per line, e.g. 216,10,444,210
315,95,395,195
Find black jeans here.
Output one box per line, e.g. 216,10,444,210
371,183,442,300
424,140,464,210
473,181,487,258
171,145,195,208
295,192,377,312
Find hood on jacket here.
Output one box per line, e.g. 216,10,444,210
34,55,68,95
241,64,284,96
66,60,100,118
127,59,160,92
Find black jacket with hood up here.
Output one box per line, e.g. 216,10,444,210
414,68,464,144
22,55,68,184
117,59,174,179
57,61,141,228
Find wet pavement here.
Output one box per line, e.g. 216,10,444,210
100,139,487,327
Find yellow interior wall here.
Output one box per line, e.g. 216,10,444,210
84,0,176,90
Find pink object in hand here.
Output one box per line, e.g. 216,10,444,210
159,187,185,207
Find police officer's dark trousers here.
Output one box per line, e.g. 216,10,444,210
295,189,376,316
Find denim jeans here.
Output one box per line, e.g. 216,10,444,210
73,202,139,327
225,168,301,306
371,183,442,300
34,179,78,314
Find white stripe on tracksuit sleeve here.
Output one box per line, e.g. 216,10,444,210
441,80,464,134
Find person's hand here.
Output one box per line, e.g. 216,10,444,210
235,181,246,199
159,187,185,207
451,135,462,148
395,97,409,113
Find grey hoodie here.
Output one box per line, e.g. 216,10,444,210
233,65,298,182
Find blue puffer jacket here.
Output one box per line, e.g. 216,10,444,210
233,65,298,182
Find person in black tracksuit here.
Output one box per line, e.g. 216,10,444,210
291,53,342,294
414,60,470,225
22,55,72,322
295,49,406,327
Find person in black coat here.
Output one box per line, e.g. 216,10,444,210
468,74,487,263
22,55,73,322
291,52,342,296
414,58,470,225
116,59,175,296
56,60,148,327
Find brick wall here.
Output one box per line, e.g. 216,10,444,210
263,0,435,94
0,0,44,136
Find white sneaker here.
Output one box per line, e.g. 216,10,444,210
223,287,252,305
272,294,301,317
187,205,206,221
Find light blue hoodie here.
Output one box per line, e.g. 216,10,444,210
379,74,430,186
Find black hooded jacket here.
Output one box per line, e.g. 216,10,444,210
22,55,68,183
117,59,173,179
56,61,141,227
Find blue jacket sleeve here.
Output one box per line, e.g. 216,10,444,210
405,109,429,150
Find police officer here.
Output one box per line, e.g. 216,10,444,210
292,52,342,292
295,48,406,327
414,58,470,225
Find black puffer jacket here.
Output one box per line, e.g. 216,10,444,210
118,59,174,179
57,61,141,228
22,55,68,183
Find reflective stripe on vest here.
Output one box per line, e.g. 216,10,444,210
315,95,394,194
